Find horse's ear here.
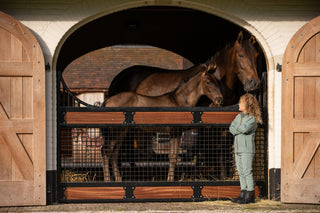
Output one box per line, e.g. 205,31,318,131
206,64,217,75
249,35,256,44
237,31,243,43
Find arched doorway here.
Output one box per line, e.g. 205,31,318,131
282,16,320,204
55,5,268,202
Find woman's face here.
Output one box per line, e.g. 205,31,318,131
239,99,247,113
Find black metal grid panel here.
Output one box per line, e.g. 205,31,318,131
59,125,265,184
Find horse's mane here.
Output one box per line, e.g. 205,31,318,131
204,42,233,66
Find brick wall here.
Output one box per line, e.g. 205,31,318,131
62,45,193,92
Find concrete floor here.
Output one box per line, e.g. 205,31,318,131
1,199,320,212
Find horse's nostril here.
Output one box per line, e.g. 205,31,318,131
215,97,223,105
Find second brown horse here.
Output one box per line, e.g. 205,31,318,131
108,31,260,106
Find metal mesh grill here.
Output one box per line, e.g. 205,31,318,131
59,125,265,183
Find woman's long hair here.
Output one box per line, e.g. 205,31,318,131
240,93,262,124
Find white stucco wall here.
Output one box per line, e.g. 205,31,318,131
0,0,319,172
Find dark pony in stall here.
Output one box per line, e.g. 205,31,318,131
108,31,260,106
102,65,223,182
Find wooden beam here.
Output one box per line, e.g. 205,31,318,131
134,112,193,124
201,111,238,124
64,112,124,124
0,62,32,76
134,186,193,199
202,185,261,199
65,187,125,200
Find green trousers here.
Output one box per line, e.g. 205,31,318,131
235,152,255,191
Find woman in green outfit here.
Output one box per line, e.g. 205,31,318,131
229,93,262,204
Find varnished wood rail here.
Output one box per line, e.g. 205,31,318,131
64,111,239,124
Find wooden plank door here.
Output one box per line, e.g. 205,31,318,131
0,12,46,206
282,16,320,204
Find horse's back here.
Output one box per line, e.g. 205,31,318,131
108,65,174,97
136,72,190,96
105,92,139,107
108,64,204,97
105,91,173,107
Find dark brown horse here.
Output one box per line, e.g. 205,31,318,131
108,31,260,106
104,64,222,107
102,65,223,182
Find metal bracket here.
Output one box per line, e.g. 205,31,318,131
123,186,135,200
191,185,203,199
191,111,202,124
123,111,135,124
276,63,282,72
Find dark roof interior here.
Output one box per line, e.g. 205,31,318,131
57,6,262,72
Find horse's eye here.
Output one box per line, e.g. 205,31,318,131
239,54,244,58
206,80,211,85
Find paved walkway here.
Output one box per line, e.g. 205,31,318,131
0,199,320,212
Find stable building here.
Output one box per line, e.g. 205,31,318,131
0,0,319,206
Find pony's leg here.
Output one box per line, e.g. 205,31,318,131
219,150,227,179
101,143,112,182
112,141,122,182
167,138,179,182
111,128,127,182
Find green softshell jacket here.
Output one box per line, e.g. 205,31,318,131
229,112,257,154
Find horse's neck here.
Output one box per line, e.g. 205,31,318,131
172,73,202,106
216,48,236,90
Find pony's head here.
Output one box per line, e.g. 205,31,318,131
201,65,223,106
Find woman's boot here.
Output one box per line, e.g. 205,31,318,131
238,190,255,204
231,190,246,203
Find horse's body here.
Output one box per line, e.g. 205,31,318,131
102,65,223,182
108,64,206,98
108,31,260,106
105,64,223,107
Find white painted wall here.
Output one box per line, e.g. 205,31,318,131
77,93,105,106
0,0,319,172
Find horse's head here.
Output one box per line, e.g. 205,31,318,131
201,65,223,106
212,32,261,92
233,31,260,92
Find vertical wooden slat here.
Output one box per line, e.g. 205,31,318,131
0,137,12,180
32,38,46,205
316,77,320,119
315,34,320,178
303,77,315,119
11,35,22,62
0,77,11,117
23,77,33,119
294,77,304,119
22,46,29,62
10,77,22,119
293,133,304,163
0,28,10,61
315,146,320,178
304,133,315,178
298,48,305,63
304,35,316,62
316,34,320,63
